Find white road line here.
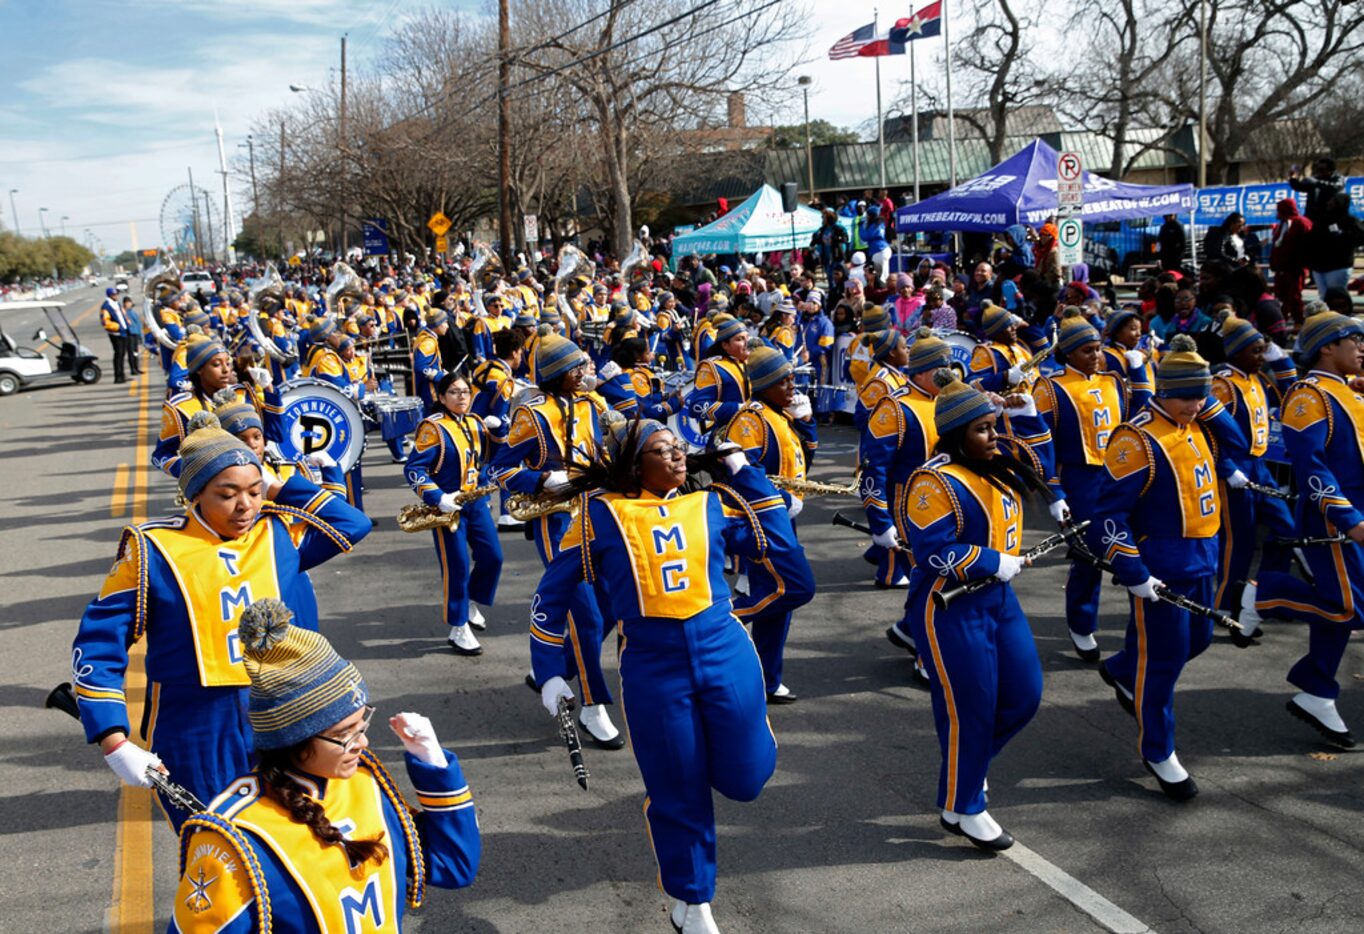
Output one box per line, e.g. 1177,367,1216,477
1004,842,1155,934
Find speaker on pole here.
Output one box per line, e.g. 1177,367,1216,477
780,182,799,213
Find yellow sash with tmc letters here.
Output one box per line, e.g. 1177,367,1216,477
602,492,714,619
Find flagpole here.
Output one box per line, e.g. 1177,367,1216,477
943,0,957,188
875,8,886,189
910,40,919,204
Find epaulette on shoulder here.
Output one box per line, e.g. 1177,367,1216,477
1128,409,1154,427
167,390,193,404
138,514,188,531
921,452,951,471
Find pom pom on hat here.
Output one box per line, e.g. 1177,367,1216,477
211,387,238,407
187,410,222,433
238,598,293,654
1217,310,1262,357
1056,306,1101,356
1167,333,1197,353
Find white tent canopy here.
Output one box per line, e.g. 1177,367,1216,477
673,184,824,255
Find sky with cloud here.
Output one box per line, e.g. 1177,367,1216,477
0,0,947,256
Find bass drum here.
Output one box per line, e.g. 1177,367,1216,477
662,373,710,452
935,329,981,377
276,377,367,472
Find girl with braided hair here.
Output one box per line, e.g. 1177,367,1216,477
528,419,813,934
170,600,479,932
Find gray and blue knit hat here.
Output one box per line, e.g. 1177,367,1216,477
178,412,263,501
536,334,588,384
933,369,995,435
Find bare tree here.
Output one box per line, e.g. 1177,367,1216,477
949,0,1048,164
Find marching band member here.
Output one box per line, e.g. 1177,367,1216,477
167,312,215,393
845,304,892,389
153,295,186,374
1242,311,1364,747
1090,347,1223,800
597,337,682,421
967,302,1035,394
405,372,502,656
652,291,692,371
413,309,451,414
489,335,623,748
724,346,818,702
903,372,1047,850
170,601,479,932
301,316,348,389
468,292,507,360
691,298,726,362
862,331,953,595
73,417,371,827
685,314,750,434
1032,309,1127,661
759,299,799,362
470,327,523,432
509,312,541,381
1099,305,1156,411
261,302,300,386
152,335,245,477
854,329,910,429
529,420,812,933
1209,313,1296,612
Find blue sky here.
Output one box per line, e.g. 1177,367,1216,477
0,0,926,256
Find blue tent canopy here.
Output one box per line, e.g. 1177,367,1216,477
673,184,825,255
895,139,1195,233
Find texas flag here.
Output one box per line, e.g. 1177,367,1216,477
889,2,944,43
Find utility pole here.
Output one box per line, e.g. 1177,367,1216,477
6,189,17,234
1197,0,1208,188
215,122,237,262
242,136,260,215
799,76,814,198
188,167,203,263
497,0,513,263
340,33,349,256
279,119,287,259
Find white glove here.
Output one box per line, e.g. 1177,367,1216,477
482,414,503,431
422,367,443,380
540,676,574,718
721,450,749,475
787,495,804,518
1264,342,1286,362
1003,392,1037,418
872,527,900,550
1129,576,1164,600
994,553,1026,582
304,450,337,468
247,365,273,389
1006,365,1024,386
438,492,463,514
786,392,813,421
1048,499,1071,524
104,741,164,789
1124,350,1146,370
598,361,622,380
1226,469,1249,489
389,712,448,768
543,470,571,493
340,383,360,399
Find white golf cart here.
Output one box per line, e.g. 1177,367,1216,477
0,301,103,396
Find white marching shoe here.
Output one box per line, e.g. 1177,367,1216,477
447,623,483,656
579,703,626,749
670,900,720,934
467,604,487,631
940,808,1013,851
1287,691,1356,748
1233,582,1262,647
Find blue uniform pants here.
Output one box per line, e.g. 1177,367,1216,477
1062,465,1106,637
867,542,911,587
533,512,613,705
143,682,253,832
908,581,1041,815
618,612,776,904
1103,577,1215,762
1258,539,1364,699
432,499,502,626
733,544,816,694
345,462,364,512
1214,466,1296,611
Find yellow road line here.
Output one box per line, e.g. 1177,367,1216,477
110,464,129,518
109,371,155,933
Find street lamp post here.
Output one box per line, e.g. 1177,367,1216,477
798,76,814,200
61,215,69,238
238,137,260,215
38,207,50,239
7,189,17,234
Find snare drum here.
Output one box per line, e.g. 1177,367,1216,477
368,395,425,441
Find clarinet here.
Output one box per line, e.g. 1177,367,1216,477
932,521,1091,609
556,697,590,791
830,512,912,554
1275,533,1349,548
1241,478,1295,501
1065,548,1242,631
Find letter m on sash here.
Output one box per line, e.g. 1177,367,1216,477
220,584,253,622
340,875,384,933
652,525,685,554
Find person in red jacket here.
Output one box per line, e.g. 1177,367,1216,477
1270,198,1312,326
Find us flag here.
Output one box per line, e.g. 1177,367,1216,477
828,21,876,59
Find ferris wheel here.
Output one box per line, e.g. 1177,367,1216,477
159,184,222,261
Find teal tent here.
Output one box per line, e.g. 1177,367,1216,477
672,184,826,256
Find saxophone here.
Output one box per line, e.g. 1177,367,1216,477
769,473,861,498
506,490,579,521
397,483,500,532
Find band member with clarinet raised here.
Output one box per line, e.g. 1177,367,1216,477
405,372,502,656
1089,345,1223,800
724,345,818,703
489,334,624,749
71,416,371,829
1208,312,1297,613
860,330,952,594
1240,310,1364,747
169,600,479,932
527,419,813,933
902,371,1050,851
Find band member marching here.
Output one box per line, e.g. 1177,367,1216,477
152,335,251,478
597,337,683,421
528,420,813,933
854,329,910,430
1241,311,1364,747
72,417,371,828
845,304,892,389
724,346,818,703
413,309,452,414
489,335,624,748
169,601,479,932
1099,305,1156,411
405,372,503,656
903,372,1049,850
967,303,1036,394
1091,347,1224,799
685,314,751,436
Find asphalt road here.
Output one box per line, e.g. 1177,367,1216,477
3,285,1363,933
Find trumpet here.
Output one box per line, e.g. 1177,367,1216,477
1017,339,1055,377
397,483,499,532
507,490,578,521
769,473,861,498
